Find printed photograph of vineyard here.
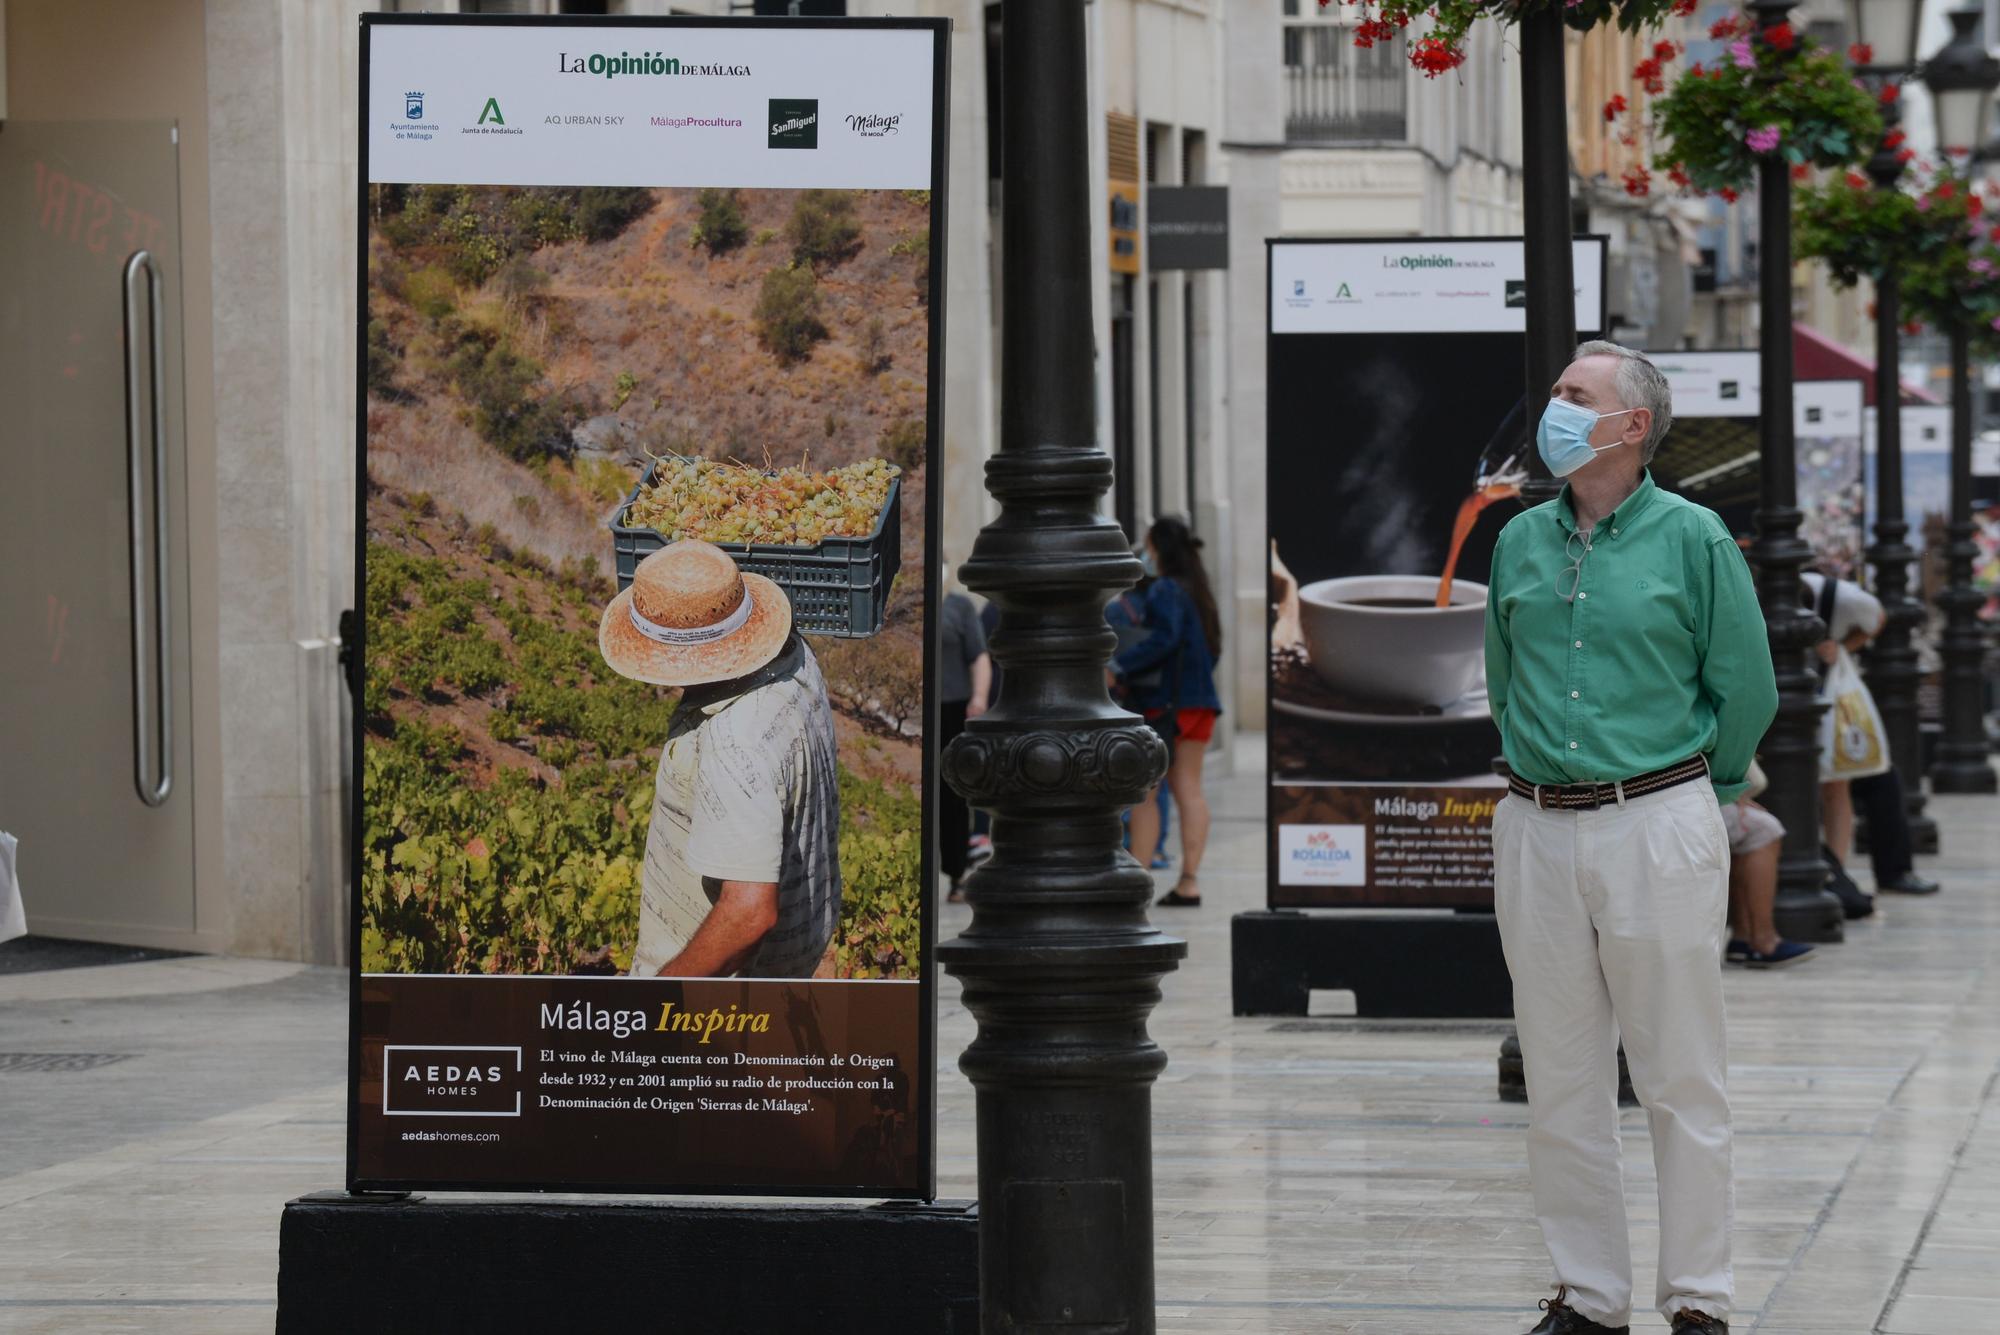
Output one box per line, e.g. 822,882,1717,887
360,182,932,981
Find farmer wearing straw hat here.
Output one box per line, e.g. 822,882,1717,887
599,540,840,978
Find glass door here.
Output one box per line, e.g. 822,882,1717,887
0,121,195,940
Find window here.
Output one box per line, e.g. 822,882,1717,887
1281,9,1407,144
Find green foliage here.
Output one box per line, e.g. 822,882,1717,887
612,370,638,410
371,184,655,288
365,316,404,400
439,320,582,461
753,264,829,363
787,189,862,270
1652,26,1880,195
691,187,749,255
834,768,921,978
879,417,926,473
361,736,651,974
574,187,656,242
1898,180,2000,354
859,316,889,373
1795,172,1926,287
403,264,459,321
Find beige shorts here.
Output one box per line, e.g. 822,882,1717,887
1721,800,1784,856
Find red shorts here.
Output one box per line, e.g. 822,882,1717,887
1171,707,1218,743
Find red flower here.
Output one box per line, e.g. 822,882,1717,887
1720,188,1740,203
1353,17,1397,48
1622,165,1652,198
1669,164,1693,189
1937,181,1958,200
1970,195,1984,217
1792,163,1811,182
1845,171,1870,189
1879,83,1901,105
1764,22,1797,53
1903,320,1922,336
1896,147,1917,164
1689,62,1705,79
1409,36,1465,78
1604,94,1628,122
1884,129,1907,150
1848,43,1874,66
1653,40,1679,62
1633,56,1667,95
1671,0,1697,15
1709,16,1742,40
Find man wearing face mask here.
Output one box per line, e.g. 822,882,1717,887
1485,342,1777,1335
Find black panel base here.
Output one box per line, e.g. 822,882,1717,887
1231,911,1514,1017
278,1193,978,1333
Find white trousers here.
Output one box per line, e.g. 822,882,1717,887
1492,782,1734,1327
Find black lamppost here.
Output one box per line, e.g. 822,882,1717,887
936,2,1187,1330
1921,9,2000,795
1850,0,1939,852
1519,4,1578,505
1751,0,1843,942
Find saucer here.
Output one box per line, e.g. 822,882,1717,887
1272,687,1491,729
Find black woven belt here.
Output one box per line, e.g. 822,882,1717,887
1507,756,1709,811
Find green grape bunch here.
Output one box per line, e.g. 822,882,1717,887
626,455,899,547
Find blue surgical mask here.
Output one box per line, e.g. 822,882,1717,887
1537,398,1637,478
1139,550,1157,577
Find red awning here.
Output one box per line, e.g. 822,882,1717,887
1793,323,1939,406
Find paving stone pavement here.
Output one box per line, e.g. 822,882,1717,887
0,735,1995,1333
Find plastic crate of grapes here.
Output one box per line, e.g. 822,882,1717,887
610,457,902,639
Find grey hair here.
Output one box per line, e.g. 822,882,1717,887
1573,340,1674,463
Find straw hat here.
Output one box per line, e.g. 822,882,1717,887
598,541,791,687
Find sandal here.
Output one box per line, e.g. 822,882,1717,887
1155,878,1201,908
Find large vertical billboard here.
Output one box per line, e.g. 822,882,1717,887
1265,237,1605,909
352,14,947,1197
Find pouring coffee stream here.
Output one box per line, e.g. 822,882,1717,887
1434,397,1530,608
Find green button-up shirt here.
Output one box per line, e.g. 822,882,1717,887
1483,472,1777,804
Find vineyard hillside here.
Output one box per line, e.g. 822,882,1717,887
362,473,922,978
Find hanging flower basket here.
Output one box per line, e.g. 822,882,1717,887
1649,15,1881,196
1897,178,2000,353
1321,0,1696,78
1795,169,1930,288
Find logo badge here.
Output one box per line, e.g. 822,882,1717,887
768,98,819,150
1293,279,1306,297
845,112,902,139
383,1045,523,1117
478,97,506,126
1277,824,1368,887
405,92,424,119
1504,279,1528,308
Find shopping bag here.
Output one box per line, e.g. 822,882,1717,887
0,830,24,945
1818,647,1890,781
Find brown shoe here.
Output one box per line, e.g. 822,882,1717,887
1669,1311,1727,1335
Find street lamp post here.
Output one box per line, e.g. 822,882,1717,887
1520,3,1579,503
1931,321,1998,792
936,3,1187,1331
1849,0,1938,850
1750,0,1843,943
1920,9,2000,795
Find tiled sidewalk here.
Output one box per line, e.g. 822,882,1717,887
1,737,1995,1332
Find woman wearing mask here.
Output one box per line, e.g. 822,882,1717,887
1113,516,1222,907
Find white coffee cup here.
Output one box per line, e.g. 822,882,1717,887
1297,574,1487,708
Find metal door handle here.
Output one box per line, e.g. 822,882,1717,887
124,250,171,807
